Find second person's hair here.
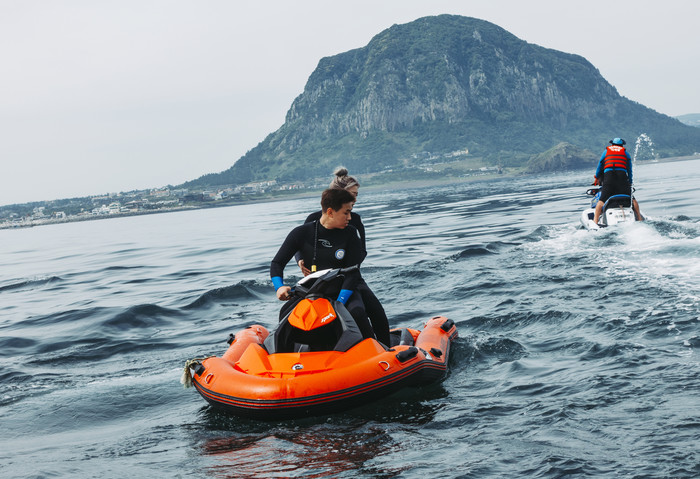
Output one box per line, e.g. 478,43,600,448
329,166,360,190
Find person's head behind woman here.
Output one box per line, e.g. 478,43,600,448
329,167,360,198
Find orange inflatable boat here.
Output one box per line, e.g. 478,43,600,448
183,268,457,419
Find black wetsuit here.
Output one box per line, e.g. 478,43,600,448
294,211,391,346
296,211,366,261
270,222,375,340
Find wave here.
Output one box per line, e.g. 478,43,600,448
0,336,38,355
26,303,179,334
13,306,104,330
165,269,210,279
670,214,696,222
178,246,235,257
100,265,145,271
519,225,561,242
0,369,57,407
0,275,62,293
453,334,527,365
102,304,182,330
183,280,270,310
465,310,578,330
452,244,499,260
28,338,180,366
579,341,647,361
3,303,183,360
651,217,700,238
387,268,439,281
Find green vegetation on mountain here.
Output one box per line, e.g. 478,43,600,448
525,142,597,174
185,14,700,188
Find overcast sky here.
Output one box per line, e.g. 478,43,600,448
1,0,698,206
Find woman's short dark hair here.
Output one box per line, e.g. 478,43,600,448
321,188,355,212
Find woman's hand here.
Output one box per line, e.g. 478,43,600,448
276,285,292,301
298,259,311,277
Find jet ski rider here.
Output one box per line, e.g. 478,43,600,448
591,137,643,225
270,188,376,341
295,167,390,346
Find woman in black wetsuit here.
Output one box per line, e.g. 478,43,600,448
270,188,375,341
294,167,390,346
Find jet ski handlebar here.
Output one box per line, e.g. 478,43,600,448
289,265,360,300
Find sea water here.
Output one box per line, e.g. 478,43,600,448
1,159,699,478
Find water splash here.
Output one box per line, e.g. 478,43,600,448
633,133,656,163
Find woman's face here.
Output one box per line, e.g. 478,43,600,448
346,185,359,200
327,201,354,229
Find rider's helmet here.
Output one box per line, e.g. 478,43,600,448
610,138,626,146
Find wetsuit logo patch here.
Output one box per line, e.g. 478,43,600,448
335,249,345,260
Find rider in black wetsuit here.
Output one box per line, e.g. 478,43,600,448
270,189,375,340
295,209,390,345
293,168,390,346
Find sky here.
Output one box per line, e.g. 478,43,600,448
1,0,698,206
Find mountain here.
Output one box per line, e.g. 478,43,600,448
676,113,700,127
186,15,700,188
525,142,596,174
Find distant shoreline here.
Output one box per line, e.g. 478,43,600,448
2,155,697,231
362,154,699,193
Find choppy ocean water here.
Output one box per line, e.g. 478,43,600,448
1,159,699,478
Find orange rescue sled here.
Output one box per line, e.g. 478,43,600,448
184,268,457,419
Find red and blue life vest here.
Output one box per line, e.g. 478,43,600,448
602,145,629,170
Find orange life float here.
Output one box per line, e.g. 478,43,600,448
184,268,457,419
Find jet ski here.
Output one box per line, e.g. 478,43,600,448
183,267,457,419
580,186,638,230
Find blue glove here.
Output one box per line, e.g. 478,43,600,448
336,289,353,304
271,276,284,291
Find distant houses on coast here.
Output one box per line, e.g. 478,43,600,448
0,180,313,229
2,158,534,230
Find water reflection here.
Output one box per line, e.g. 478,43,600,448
201,423,401,478
198,388,447,478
